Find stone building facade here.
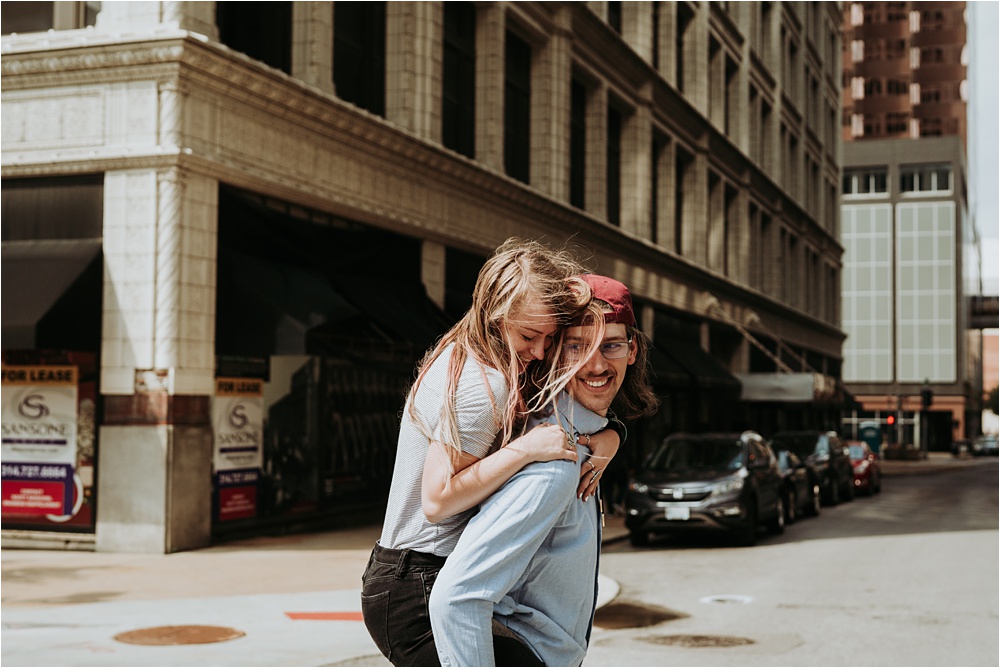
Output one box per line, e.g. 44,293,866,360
840,137,974,449
842,1,967,144
2,1,845,552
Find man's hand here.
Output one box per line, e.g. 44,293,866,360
576,428,620,501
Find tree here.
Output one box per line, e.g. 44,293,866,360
989,386,999,416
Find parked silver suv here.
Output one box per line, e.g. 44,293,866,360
624,431,785,547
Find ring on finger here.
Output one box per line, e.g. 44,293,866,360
585,434,592,445
588,460,595,471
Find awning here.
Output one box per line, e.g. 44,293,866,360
657,340,741,391
647,345,694,388
735,372,842,403
216,248,450,359
2,239,103,348
329,275,451,354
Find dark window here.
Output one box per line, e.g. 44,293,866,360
652,135,668,244
504,31,531,183
607,1,622,33
334,1,386,116
2,175,104,240
217,2,292,75
445,246,486,320
2,1,54,33
652,1,661,71
570,78,587,209
606,106,622,226
443,2,476,158
724,56,738,136
675,148,693,255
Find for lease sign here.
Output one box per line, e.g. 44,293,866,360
1,366,78,515
213,377,264,521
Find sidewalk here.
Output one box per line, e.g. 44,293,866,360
2,516,629,667
878,449,993,476
1,453,986,667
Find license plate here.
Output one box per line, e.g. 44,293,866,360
665,506,690,521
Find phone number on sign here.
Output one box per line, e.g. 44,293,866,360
1,464,67,479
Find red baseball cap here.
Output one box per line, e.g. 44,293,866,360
579,274,635,327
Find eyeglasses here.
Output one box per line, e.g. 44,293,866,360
564,338,633,361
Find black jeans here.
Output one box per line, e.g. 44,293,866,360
360,543,543,667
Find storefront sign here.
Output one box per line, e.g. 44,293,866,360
1,365,78,516
213,377,263,521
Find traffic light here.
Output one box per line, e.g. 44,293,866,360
921,387,933,409
886,414,896,426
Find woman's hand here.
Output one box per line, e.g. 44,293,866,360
577,428,620,501
512,422,579,463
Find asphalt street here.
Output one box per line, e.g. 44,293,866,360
1,452,996,667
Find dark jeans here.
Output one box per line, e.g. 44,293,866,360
361,543,543,667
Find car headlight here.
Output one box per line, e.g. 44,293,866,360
628,481,649,494
712,477,744,496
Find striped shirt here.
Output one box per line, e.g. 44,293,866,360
378,344,509,557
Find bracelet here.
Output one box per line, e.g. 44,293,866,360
605,412,627,447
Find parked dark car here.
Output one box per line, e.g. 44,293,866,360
774,448,821,523
624,431,785,547
769,430,854,505
848,441,882,495
951,438,973,457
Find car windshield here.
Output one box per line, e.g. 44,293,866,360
849,445,866,459
646,437,744,472
770,434,820,458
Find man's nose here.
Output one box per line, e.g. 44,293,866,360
585,349,609,372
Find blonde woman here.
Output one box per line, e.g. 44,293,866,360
361,239,622,666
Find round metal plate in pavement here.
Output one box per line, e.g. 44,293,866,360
114,625,246,646
643,634,755,648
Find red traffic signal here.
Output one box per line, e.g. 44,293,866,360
886,415,896,425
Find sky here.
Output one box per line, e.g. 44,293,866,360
968,1,999,296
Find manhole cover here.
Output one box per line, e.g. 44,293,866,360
593,601,686,629
114,625,245,646
699,594,753,605
643,634,755,648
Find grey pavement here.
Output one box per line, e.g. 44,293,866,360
0,451,987,667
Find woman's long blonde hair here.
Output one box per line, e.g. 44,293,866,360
407,238,602,456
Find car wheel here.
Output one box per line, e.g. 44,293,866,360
629,530,650,547
807,483,822,516
873,472,882,494
735,504,758,547
768,496,786,535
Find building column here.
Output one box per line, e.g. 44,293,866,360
622,1,654,65
687,3,710,118
476,4,505,171
656,136,676,249
422,240,446,311
386,2,442,142
292,2,334,95
586,84,609,221
621,85,653,239
97,165,217,554
532,6,572,200
684,150,709,265
95,1,218,40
